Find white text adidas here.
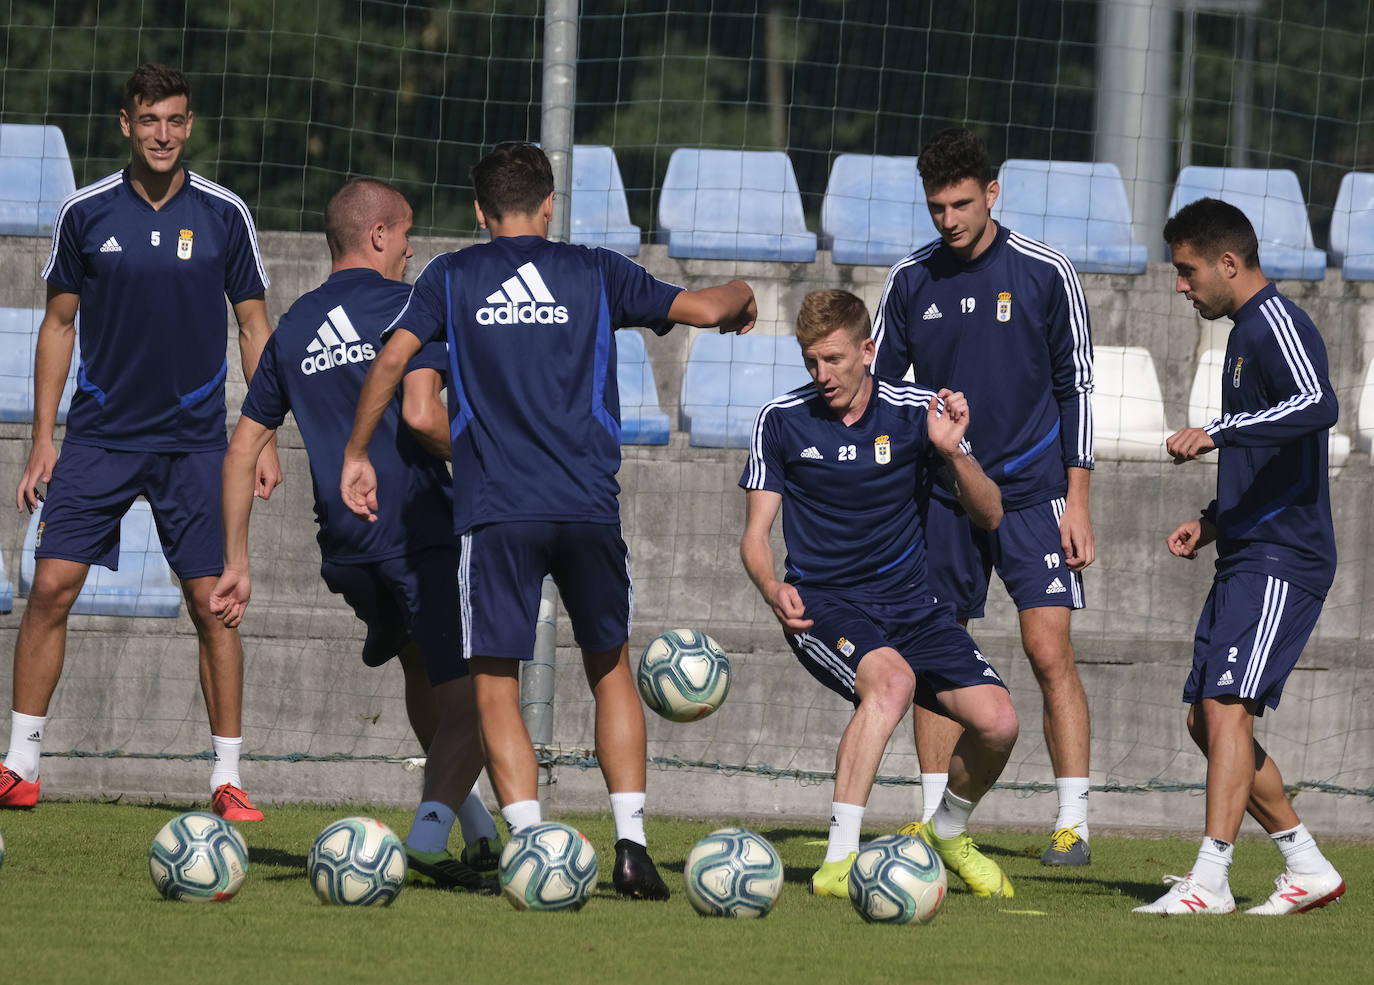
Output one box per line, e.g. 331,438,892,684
100,236,122,253
301,305,376,375
922,303,941,320
1046,577,1067,595
477,261,569,325
800,446,823,460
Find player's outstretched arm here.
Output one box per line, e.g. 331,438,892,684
740,489,813,632
17,287,78,512
233,295,283,500
1166,516,1217,559
343,328,422,521
1165,426,1216,464
928,389,1003,531
401,367,450,460
668,280,758,334
211,414,275,627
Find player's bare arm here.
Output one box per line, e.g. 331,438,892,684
401,366,450,460
1166,516,1217,560
740,489,813,633
342,327,423,521
233,294,282,499
1166,426,1216,464
927,388,1003,531
667,280,758,335
1060,466,1094,571
16,287,79,512
210,414,276,628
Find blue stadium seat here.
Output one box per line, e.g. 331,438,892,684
993,160,1147,274
820,154,922,266
1329,171,1374,282
0,307,80,424
679,333,813,448
0,123,76,236
615,329,669,444
658,149,817,262
1167,166,1326,280
0,545,13,613
570,145,641,256
20,499,182,618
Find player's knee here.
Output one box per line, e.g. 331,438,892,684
967,692,1019,753
27,564,86,617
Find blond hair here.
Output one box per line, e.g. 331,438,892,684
794,289,871,349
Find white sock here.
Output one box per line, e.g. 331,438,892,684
209,734,243,792
406,800,456,853
1193,836,1234,894
1054,776,1090,841
501,799,541,835
457,783,499,844
919,773,948,823
5,711,46,781
609,791,647,847
1270,823,1332,876
826,801,865,862
930,789,975,840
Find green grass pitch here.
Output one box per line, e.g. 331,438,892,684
0,802,1367,985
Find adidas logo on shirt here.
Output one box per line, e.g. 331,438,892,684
99,236,122,253
1046,577,1067,595
921,303,941,320
800,446,823,460
477,262,569,325
301,305,376,375
1217,669,1234,686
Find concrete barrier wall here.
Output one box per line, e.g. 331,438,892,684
1,233,1371,834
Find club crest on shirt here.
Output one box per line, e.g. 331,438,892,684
177,228,193,260
1232,356,1243,388
836,637,855,657
874,434,891,465
996,291,1012,322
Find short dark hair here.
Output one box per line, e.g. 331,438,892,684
124,63,190,111
1163,197,1261,270
917,127,994,191
469,141,554,222
324,177,408,261
795,289,871,349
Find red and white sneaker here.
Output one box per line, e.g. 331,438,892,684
212,783,264,821
1133,873,1236,915
1246,868,1345,914
0,764,40,808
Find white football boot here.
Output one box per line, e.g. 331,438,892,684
1245,868,1345,915
1133,873,1236,915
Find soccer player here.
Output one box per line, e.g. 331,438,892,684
872,127,1096,866
1134,198,1345,916
741,288,1019,899
340,141,757,900
208,178,501,892
1,64,277,819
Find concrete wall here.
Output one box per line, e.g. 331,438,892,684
1,233,1371,835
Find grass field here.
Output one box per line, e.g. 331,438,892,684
0,801,1367,985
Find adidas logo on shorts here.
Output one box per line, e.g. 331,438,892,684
477,262,569,325
301,305,375,375
1046,577,1067,595
1217,669,1234,686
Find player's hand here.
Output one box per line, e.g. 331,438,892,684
209,568,251,628
1166,427,1216,464
927,388,969,458
340,457,379,522
1060,500,1095,570
765,582,812,633
254,443,283,500
1167,518,1215,559
719,294,758,335
16,439,58,513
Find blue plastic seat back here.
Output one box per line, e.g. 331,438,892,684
1330,172,1374,281
658,149,817,262
0,545,13,613
570,145,641,256
20,499,182,617
680,333,813,447
615,328,669,444
0,123,76,236
820,154,923,266
994,160,1147,274
0,307,80,423
1167,166,1326,279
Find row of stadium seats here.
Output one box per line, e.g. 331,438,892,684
4,123,1373,277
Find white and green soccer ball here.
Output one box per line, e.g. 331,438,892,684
683,826,784,918
636,628,731,722
308,816,407,906
148,811,249,902
498,821,599,911
848,833,947,925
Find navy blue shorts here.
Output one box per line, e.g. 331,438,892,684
785,587,1008,713
34,443,224,579
460,521,631,660
924,496,1085,620
320,545,467,686
1184,572,1322,715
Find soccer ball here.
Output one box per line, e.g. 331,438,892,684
848,833,947,925
683,826,783,918
636,628,731,722
308,816,407,906
498,821,599,911
148,811,249,902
